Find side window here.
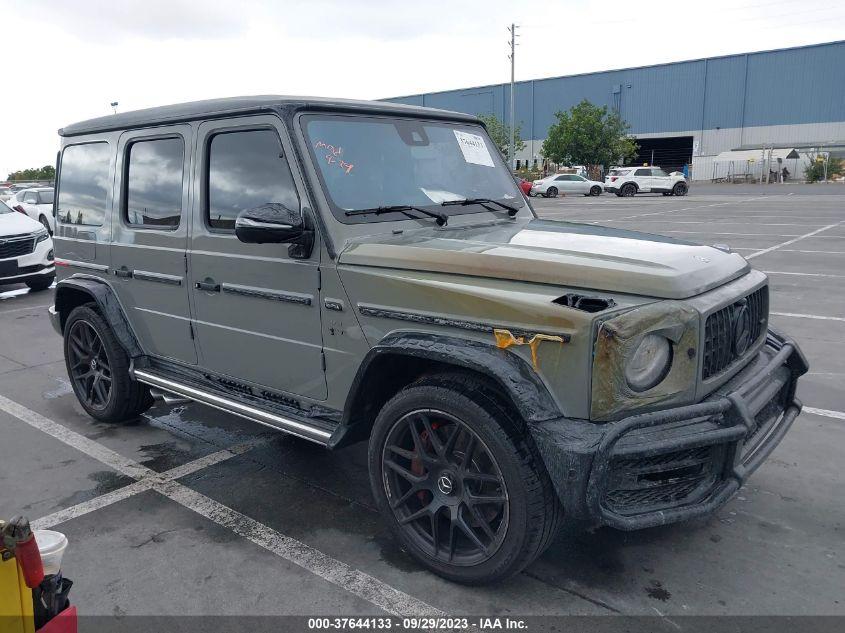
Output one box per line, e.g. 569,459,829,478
652,168,668,177
206,129,299,231
58,142,111,226
125,137,184,228
634,168,651,176
555,175,568,181
23,192,37,203
39,190,54,205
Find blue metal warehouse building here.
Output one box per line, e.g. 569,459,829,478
385,40,845,179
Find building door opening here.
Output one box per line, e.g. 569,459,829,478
628,136,693,174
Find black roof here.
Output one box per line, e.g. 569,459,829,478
59,95,477,137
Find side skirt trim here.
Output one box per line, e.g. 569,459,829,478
132,369,332,446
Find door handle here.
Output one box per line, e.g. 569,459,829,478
195,279,221,292
114,267,133,279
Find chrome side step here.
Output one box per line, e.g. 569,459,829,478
133,369,332,446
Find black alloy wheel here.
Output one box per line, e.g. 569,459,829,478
590,185,602,196
621,183,637,197
381,409,509,567
63,305,153,422
67,319,112,410
673,182,688,196
546,186,558,198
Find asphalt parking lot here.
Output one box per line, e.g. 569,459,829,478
1,183,843,627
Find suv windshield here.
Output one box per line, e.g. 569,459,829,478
303,114,524,223
0,201,12,214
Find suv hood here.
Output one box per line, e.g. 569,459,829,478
339,218,750,300
0,210,41,236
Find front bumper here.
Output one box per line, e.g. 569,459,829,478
530,329,808,530
0,235,54,285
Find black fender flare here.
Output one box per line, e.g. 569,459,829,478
330,331,565,448
54,275,143,358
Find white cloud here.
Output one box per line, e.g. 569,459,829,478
0,0,841,179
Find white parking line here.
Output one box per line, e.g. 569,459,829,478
803,407,845,421
0,395,448,619
30,441,261,530
602,195,772,222
746,221,845,259
0,303,53,315
159,479,444,618
770,312,845,322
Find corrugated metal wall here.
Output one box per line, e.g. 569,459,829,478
384,41,845,140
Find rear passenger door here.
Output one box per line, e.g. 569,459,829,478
188,116,327,400
111,126,196,364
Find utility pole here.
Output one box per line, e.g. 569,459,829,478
507,23,518,172
110,101,119,114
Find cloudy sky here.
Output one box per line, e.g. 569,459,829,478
1,0,842,179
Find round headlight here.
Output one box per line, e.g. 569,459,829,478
624,334,673,392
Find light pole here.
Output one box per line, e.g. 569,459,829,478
507,24,519,172
110,101,119,114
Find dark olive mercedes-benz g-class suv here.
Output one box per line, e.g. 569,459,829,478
48,96,807,584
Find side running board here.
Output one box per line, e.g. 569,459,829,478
132,369,332,446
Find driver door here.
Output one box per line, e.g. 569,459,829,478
188,115,327,400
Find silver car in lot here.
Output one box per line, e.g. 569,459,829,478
531,173,604,197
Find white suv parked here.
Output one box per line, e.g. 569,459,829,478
604,167,688,197
0,200,55,290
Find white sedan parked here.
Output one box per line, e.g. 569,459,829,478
531,174,604,197
8,187,54,233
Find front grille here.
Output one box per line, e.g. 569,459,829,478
702,286,768,379
604,446,721,514
0,235,35,259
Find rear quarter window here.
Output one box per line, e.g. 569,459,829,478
58,142,111,226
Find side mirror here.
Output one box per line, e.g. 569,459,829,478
234,203,307,245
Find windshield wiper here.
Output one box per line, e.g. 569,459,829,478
440,198,520,217
345,205,448,226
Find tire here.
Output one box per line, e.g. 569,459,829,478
368,373,563,584
621,183,637,197
38,215,52,235
673,182,688,196
63,304,153,423
545,186,558,198
590,185,602,196
25,275,54,292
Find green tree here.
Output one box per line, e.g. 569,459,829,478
804,153,842,182
6,165,56,182
541,100,638,169
478,114,526,159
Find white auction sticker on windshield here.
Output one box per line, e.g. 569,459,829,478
453,130,495,167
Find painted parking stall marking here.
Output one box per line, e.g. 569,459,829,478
0,394,451,620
